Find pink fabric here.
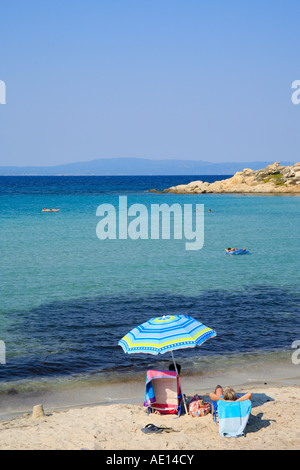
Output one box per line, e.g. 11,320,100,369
144,370,180,414
146,369,177,384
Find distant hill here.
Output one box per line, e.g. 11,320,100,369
0,158,296,176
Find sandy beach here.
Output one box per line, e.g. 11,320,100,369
0,381,299,451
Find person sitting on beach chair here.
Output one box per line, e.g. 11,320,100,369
210,385,252,403
209,386,252,438
168,362,181,375
209,385,251,432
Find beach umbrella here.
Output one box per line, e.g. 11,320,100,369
118,314,217,414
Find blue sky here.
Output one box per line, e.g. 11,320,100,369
0,0,300,166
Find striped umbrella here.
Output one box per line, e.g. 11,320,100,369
118,314,216,413
119,314,216,355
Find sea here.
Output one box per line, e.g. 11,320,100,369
0,175,300,416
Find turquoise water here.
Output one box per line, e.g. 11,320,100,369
0,176,300,393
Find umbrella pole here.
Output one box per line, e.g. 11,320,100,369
171,351,188,415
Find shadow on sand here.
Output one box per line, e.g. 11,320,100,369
247,392,276,433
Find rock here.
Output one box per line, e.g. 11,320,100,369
186,180,203,189
31,404,45,419
158,162,300,194
242,168,254,175
264,162,281,173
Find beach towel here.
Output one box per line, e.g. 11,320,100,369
144,377,156,407
211,393,243,423
218,399,252,437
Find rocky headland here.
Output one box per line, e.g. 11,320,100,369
155,162,300,194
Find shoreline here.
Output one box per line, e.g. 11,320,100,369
0,380,299,450
0,350,300,422
0,350,298,449
0,349,298,422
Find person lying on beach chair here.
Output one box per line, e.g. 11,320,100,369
210,385,252,403
209,386,252,437
210,385,252,426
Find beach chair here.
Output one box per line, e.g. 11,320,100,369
143,370,182,416
217,400,252,438
211,400,218,424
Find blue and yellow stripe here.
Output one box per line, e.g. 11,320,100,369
118,315,216,355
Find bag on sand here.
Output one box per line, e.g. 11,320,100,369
188,394,211,417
